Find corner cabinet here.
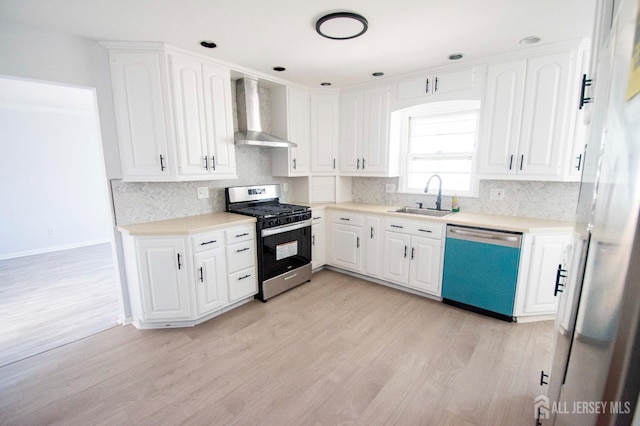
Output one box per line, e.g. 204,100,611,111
476,50,574,180
339,86,399,176
120,222,257,329
104,42,236,182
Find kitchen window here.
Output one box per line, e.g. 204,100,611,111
397,100,481,197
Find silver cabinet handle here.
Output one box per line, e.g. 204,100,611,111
284,273,298,281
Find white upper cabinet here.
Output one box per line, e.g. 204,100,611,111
108,50,173,180
272,86,311,176
105,43,236,182
396,67,478,100
310,92,339,173
339,85,398,176
477,50,574,180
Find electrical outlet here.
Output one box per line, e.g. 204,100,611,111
385,183,396,193
490,188,505,200
196,187,209,199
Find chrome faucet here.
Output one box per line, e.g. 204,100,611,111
424,174,442,210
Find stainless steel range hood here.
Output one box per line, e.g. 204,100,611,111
234,78,296,148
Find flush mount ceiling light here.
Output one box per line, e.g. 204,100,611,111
448,53,464,60
519,36,541,45
316,12,368,40
200,40,217,48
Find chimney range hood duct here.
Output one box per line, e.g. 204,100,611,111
234,78,296,148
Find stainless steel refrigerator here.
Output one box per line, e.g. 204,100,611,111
546,0,640,424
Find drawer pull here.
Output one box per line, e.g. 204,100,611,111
235,232,250,238
238,274,251,281
391,224,403,229
313,216,322,220
284,273,298,281
236,247,250,253
200,240,217,245
418,229,432,233
340,217,350,221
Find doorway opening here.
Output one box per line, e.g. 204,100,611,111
0,76,121,367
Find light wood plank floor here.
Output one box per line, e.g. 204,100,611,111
0,243,120,367
0,269,553,425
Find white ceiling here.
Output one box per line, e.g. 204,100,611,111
0,0,597,88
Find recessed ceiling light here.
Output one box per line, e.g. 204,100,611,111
316,12,368,40
448,53,464,60
273,66,286,72
200,40,217,49
519,36,541,45
372,72,384,77
321,82,332,86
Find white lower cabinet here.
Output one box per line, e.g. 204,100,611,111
194,247,227,315
382,218,444,297
364,215,382,278
135,238,192,321
328,212,364,273
120,222,257,328
514,232,573,317
311,209,326,269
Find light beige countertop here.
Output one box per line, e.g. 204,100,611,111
322,202,575,233
117,212,256,236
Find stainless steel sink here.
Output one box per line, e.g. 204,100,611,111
392,207,454,218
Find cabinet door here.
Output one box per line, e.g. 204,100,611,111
287,86,311,174
109,51,172,180
330,223,363,272
312,221,326,269
408,236,442,296
194,248,227,315
136,238,191,320
311,93,339,172
397,75,431,99
361,86,390,174
169,54,208,176
522,234,568,315
202,62,236,177
518,51,572,177
382,231,411,285
364,216,382,278
432,68,477,95
339,90,363,173
476,60,526,175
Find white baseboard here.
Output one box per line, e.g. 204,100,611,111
0,238,111,260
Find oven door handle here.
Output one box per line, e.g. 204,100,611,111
261,219,312,237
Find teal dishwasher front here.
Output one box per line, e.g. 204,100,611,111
442,225,522,321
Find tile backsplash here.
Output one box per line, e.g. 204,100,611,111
352,178,579,221
111,148,292,225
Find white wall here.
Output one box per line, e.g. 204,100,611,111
0,78,112,258
0,19,121,179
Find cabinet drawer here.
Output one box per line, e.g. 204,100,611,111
384,218,444,239
228,266,257,303
331,211,363,226
225,226,255,245
191,231,223,253
311,209,325,224
226,241,256,273
406,222,444,240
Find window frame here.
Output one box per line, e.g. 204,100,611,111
397,100,481,198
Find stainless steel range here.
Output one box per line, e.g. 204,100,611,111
225,184,312,301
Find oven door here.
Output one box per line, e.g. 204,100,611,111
260,220,312,281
